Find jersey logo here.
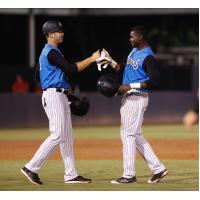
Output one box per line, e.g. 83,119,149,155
127,58,141,70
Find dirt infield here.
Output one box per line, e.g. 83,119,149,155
0,139,198,160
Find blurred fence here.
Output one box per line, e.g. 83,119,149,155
0,91,197,128
0,9,198,128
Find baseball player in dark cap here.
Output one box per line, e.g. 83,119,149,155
21,20,100,185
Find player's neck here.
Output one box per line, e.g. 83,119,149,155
47,40,59,48
138,41,149,50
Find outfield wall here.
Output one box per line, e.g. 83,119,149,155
0,91,196,128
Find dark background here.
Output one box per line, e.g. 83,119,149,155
0,9,198,92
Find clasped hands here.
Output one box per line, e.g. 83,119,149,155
96,49,117,71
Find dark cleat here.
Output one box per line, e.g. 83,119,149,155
148,169,168,183
65,175,92,184
21,167,43,185
111,176,137,184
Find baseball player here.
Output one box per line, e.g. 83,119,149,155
102,26,168,184
21,20,100,185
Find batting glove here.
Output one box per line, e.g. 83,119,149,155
102,49,117,69
96,50,109,71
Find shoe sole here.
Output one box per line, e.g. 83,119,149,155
147,170,168,183
20,169,41,185
65,181,91,184
111,180,121,184
111,180,136,184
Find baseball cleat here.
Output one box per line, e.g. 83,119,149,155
148,169,168,183
65,175,92,183
21,166,43,185
111,176,137,184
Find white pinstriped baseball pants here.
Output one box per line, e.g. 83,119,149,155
120,93,166,178
25,88,78,181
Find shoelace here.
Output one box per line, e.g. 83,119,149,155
118,178,130,183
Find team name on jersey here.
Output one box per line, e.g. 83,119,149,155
127,58,141,70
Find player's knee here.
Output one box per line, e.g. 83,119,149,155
49,134,63,144
121,126,137,134
120,129,137,140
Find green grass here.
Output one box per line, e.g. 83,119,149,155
0,124,198,140
0,125,198,191
0,160,198,191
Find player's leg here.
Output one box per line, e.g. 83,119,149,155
119,95,140,178
59,95,78,181
135,96,167,183
111,96,137,184
136,133,168,183
112,95,148,184
59,94,91,183
136,131,166,174
25,90,65,173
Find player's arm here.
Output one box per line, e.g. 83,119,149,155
48,49,100,74
48,49,78,76
118,55,159,94
76,50,100,72
130,55,159,89
142,55,159,88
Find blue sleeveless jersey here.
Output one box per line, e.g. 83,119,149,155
123,47,154,92
39,44,70,90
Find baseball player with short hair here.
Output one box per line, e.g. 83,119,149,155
102,26,168,184
21,20,100,185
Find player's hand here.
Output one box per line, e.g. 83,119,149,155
96,49,110,71
96,61,110,71
102,49,117,69
91,50,100,62
96,49,117,71
118,84,131,95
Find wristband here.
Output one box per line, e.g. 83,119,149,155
130,83,141,89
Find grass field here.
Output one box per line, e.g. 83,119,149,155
0,124,198,140
0,160,198,191
0,124,199,191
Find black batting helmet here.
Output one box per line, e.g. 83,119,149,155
67,94,90,117
97,74,121,97
42,20,64,35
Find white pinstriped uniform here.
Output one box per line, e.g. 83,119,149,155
120,92,166,178
25,88,78,181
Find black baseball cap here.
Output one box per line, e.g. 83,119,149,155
42,20,64,35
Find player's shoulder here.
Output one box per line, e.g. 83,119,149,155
145,54,156,61
143,46,154,53
143,55,158,67
128,48,137,57
48,48,63,57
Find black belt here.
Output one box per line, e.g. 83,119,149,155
43,88,69,95
124,92,148,98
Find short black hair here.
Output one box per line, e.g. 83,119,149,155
130,25,146,39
